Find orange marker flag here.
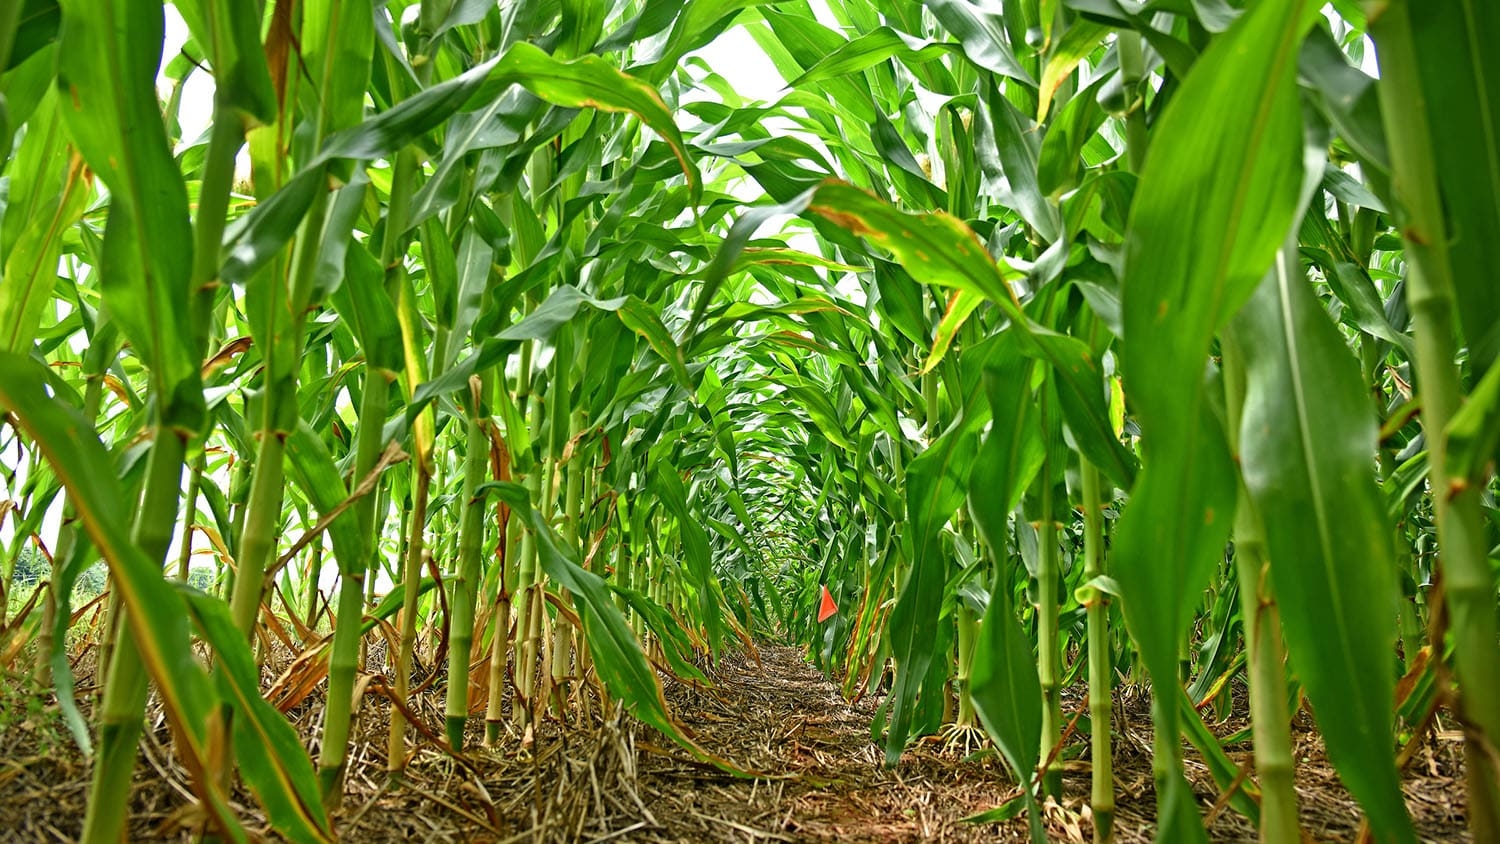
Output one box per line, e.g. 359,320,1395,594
817,585,838,623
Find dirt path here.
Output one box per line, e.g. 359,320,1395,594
342,644,1021,843
1,644,1471,842
634,645,1011,843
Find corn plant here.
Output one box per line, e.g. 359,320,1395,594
0,1,1496,843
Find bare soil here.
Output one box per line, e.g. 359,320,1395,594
0,644,1470,842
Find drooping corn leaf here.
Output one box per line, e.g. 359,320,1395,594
0,352,242,841
223,41,702,289
653,464,727,654
969,560,1045,843
180,587,333,844
1230,244,1415,842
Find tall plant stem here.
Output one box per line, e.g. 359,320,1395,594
508,507,541,731
1080,461,1115,842
317,391,382,801
318,145,409,798
1369,6,1500,837
485,511,521,746
80,430,187,844
1037,395,1063,799
190,109,243,340
1221,330,1299,844
228,186,331,639
954,602,978,727
382,135,439,783
1117,32,1150,173
387,457,431,778
36,362,109,686
550,408,586,717
302,541,324,635
176,450,205,581
446,375,491,749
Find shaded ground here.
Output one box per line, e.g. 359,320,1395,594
0,645,1471,842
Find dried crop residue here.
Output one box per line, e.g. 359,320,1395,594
0,644,1473,842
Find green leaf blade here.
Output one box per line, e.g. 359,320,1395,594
1231,247,1415,843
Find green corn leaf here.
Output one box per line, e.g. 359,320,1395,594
785,26,959,89
331,240,404,372
363,578,439,635
757,9,879,124
1037,20,1110,122
783,384,856,451
179,587,332,844
1408,0,1500,375
0,352,243,841
619,296,696,390
405,92,546,233
468,42,701,200
1321,259,1412,354
1448,360,1500,484
924,0,1036,86
805,180,1014,304
969,560,1044,842
284,421,382,577
1297,28,1386,175
412,285,628,414
1113,0,1315,835
968,336,1043,547
801,181,1134,491
225,41,701,287
55,0,202,428
609,584,714,684
920,289,984,375
1026,328,1138,489
0,87,89,352
1230,244,1416,842
173,0,277,124
978,89,1061,242
302,0,373,139
6,0,58,73
1037,74,1111,198
1176,689,1262,824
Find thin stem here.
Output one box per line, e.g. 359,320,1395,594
484,510,520,746
446,376,491,749
227,185,330,639
1037,395,1062,800
176,451,205,581
1080,461,1115,843
387,456,431,779
1117,32,1150,173
1221,327,1300,844
81,429,187,844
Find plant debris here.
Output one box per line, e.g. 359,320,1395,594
0,645,1470,842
